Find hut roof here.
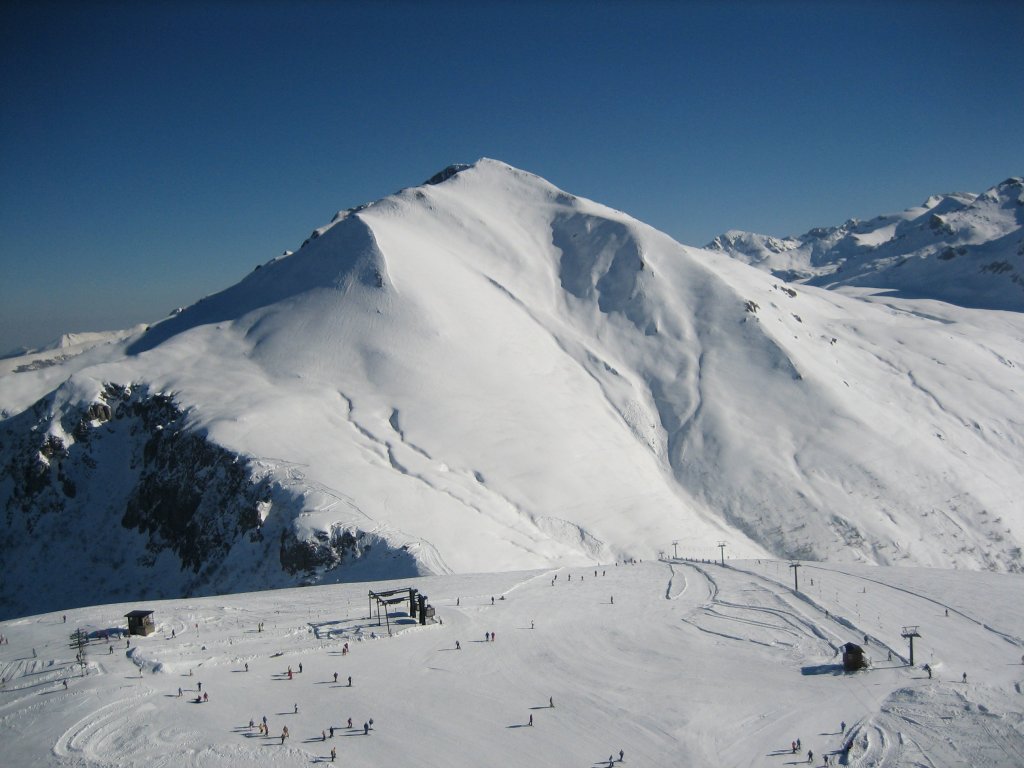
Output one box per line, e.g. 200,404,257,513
125,610,154,618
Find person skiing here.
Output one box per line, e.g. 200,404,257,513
334,672,338,682
491,596,495,605
330,746,336,762
807,750,813,764
178,687,182,697
348,675,352,687
549,696,554,708
962,672,967,683
330,726,335,737
455,641,461,650
528,714,533,726
299,663,303,673
619,749,624,761
485,632,490,642
197,681,202,692
792,741,797,754
245,662,248,672
363,722,369,735
841,721,846,734
347,718,353,728
322,729,326,741
294,703,298,714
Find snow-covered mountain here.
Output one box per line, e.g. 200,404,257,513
707,177,1024,310
2,160,1023,620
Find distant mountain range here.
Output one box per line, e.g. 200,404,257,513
1,160,1021,619
707,177,1024,310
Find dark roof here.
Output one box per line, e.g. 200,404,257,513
125,610,154,618
842,642,864,653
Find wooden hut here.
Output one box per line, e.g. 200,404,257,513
841,642,867,671
125,610,156,637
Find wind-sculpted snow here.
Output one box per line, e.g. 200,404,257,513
2,159,1024,617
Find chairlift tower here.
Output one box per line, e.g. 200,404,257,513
789,562,801,592
717,541,726,566
672,540,680,560
901,626,921,666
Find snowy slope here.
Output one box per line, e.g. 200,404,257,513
707,178,1024,310
1,559,1022,767
2,160,1024,620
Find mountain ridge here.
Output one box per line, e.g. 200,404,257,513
2,159,1022,619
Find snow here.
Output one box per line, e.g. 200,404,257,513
2,160,1024,622
1,560,1021,767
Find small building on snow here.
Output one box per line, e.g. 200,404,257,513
842,642,868,671
125,610,156,637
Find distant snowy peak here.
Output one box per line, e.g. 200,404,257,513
707,177,1024,309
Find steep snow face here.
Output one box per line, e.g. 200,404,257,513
2,160,1024,617
708,179,1024,310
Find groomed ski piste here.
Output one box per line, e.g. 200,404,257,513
2,560,1022,767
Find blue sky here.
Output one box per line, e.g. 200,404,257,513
2,0,1022,353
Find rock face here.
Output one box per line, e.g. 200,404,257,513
0,383,402,620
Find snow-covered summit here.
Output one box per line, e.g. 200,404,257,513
707,177,1024,309
2,160,1024,619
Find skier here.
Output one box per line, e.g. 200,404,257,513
491,631,496,641
485,632,490,642
610,596,614,604
178,687,182,697
549,696,554,708
245,663,248,672
531,620,534,629
491,596,495,605
322,729,326,741
791,741,797,754
962,672,967,683
348,675,352,687
807,750,813,764
364,722,369,735
63,679,68,689
299,663,303,673
456,641,461,650
203,692,208,702
347,718,353,728
841,721,846,734
330,746,336,762
334,672,339,682
294,703,298,714
330,726,335,737
288,669,293,680
198,681,202,692
529,714,533,726
619,749,624,761
456,597,460,606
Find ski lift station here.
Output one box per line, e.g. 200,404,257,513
125,609,156,636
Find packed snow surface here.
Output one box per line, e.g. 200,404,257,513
2,560,1022,767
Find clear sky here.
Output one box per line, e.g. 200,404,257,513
1,0,1022,354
